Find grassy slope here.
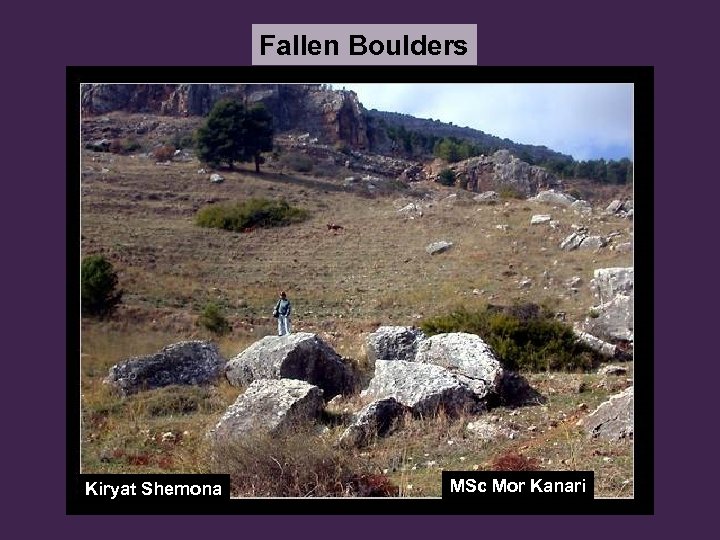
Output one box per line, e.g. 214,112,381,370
79,124,634,496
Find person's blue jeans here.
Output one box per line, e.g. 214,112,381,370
278,315,291,336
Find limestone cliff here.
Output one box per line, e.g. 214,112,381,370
81,83,369,149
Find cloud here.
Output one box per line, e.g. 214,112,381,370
334,83,633,160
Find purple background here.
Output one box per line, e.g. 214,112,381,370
10,0,714,536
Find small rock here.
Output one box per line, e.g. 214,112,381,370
530,214,552,225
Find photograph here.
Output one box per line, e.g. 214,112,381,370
73,68,647,512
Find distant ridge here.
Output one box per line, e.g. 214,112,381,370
366,109,572,164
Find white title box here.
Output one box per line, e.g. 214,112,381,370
252,24,477,65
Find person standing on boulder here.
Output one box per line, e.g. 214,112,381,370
273,291,292,336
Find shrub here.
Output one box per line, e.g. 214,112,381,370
498,185,525,199
437,168,456,187
195,198,310,232
81,254,122,318
491,452,540,471
171,131,195,150
420,303,600,372
210,427,395,497
153,144,176,162
279,152,314,173
198,302,231,335
109,137,142,155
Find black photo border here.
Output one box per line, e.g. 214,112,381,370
68,65,652,515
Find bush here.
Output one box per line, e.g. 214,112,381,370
81,254,122,318
198,302,231,335
109,137,142,155
195,198,310,232
498,185,525,199
153,144,176,162
420,303,600,372
171,131,195,150
279,152,314,173
437,168,456,187
491,452,540,471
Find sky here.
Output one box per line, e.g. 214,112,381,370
333,83,633,161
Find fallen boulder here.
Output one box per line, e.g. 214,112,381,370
338,397,406,448
361,360,479,417
426,240,453,255
560,232,586,251
366,326,426,364
414,332,503,400
530,214,552,225
210,379,324,439
225,333,354,399
573,328,617,358
474,191,499,204
105,341,225,395
582,386,633,440
531,189,576,206
597,365,629,377
587,293,634,342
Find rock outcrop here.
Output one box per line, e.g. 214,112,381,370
430,150,559,196
210,379,324,439
82,84,370,150
104,341,225,395
581,386,633,440
225,333,354,399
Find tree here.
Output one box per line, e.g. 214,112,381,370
196,100,274,171
81,254,122,318
241,104,274,173
196,100,246,169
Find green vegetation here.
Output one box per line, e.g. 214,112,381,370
383,123,439,158
433,137,491,163
195,198,310,232
542,157,633,184
197,302,231,335
81,254,123,318
109,137,142,155
498,185,525,199
196,100,273,171
421,304,599,372
437,168,456,187
278,151,314,173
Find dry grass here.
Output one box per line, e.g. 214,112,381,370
79,113,634,497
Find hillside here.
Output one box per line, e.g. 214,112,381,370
81,83,571,163
366,109,571,164
79,109,634,499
